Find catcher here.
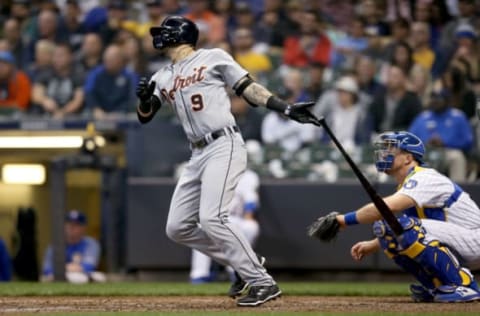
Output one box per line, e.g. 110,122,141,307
308,131,480,303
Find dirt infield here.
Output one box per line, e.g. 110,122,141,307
1,296,480,314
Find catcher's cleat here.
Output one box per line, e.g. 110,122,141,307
228,255,266,298
410,284,434,302
236,284,282,307
433,285,480,303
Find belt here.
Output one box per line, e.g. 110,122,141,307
191,126,239,149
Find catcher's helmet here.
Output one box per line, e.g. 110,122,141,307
374,131,425,172
150,16,199,50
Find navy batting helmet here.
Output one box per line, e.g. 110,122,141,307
374,131,425,172
150,16,199,50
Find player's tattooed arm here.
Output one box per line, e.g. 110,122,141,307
233,76,272,107
235,76,317,125
242,82,273,107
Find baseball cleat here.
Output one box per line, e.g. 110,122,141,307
228,274,249,298
410,284,434,302
236,284,282,307
433,285,480,303
228,255,266,298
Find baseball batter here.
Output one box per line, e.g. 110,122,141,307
309,131,480,303
135,16,317,307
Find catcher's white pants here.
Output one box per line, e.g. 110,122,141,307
190,217,259,280
422,219,480,270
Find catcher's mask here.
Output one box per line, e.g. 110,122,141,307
374,131,425,172
150,15,199,50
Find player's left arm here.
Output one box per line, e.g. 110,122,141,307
233,76,318,125
136,77,162,124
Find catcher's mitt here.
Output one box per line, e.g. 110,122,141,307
307,211,341,242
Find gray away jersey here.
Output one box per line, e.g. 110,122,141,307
150,48,248,142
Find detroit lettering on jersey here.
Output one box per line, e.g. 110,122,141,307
160,66,207,101
151,48,248,140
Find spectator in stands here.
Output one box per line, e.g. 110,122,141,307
231,93,264,143
450,24,480,83
412,0,442,51
370,64,422,133
354,55,385,101
283,10,331,68
318,0,356,32
316,76,372,148
27,9,69,63
2,18,28,70
360,0,390,36
410,22,436,72
314,75,371,121
231,27,272,83
0,50,31,113
32,43,84,118
384,0,413,22
0,237,12,282
383,18,410,62
263,2,299,51
120,32,145,76
41,210,103,283
190,168,261,284
61,0,86,53
213,0,234,32
185,0,226,46
84,44,138,119
262,89,316,155
37,0,60,12
99,0,130,45
408,63,432,108
409,84,473,182
440,0,480,49
0,41,8,52
442,63,477,120
122,0,165,39
76,33,103,73
379,41,415,85
11,0,34,38
26,39,54,81
331,17,369,71
55,0,101,23
305,61,325,101
282,67,309,104
162,0,187,15
231,2,270,52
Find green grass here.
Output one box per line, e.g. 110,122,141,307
0,281,410,296
2,282,479,316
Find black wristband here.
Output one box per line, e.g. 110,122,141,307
138,98,152,113
266,95,289,113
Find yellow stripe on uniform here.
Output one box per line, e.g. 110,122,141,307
460,269,474,286
415,205,426,219
400,241,426,258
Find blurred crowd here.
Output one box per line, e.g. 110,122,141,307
0,0,479,181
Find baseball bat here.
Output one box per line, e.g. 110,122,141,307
310,116,404,236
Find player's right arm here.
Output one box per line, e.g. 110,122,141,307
233,76,317,125
351,239,380,261
136,77,162,124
